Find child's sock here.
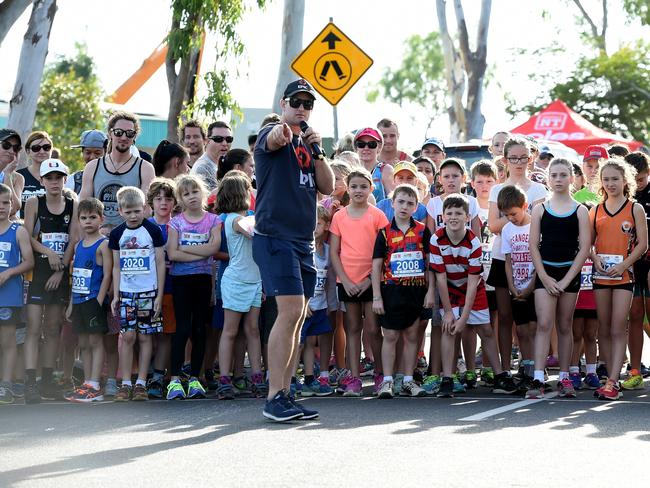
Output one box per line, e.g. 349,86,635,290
569,366,580,375
86,380,100,390
533,370,545,383
559,371,569,381
403,375,413,383
383,375,393,382
153,369,165,382
122,379,132,387
135,378,146,387
319,371,329,379
586,363,597,375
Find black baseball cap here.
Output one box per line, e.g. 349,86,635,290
0,128,21,145
283,79,316,99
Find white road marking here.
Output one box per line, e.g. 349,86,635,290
459,392,559,421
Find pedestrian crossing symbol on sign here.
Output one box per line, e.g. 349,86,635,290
291,22,373,106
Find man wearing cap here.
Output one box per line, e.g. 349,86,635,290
421,138,446,170
574,145,609,208
253,79,334,422
0,129,25,218
535,145,554,172
354,127,394,202
377,118,412,165
190,120,232,190
66,130,108,195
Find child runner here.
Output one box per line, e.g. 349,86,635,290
109,187,166,402
146,178,177,398
330,168,389,396
414,156,436,199
300,205,335,397
321,161,351,214
23,159,78,403
376,161,428,222
215,171,265,399
591,160,647,400
429,194,518,398
498,186,537,388
526,159,591,399
166,174,221,400
372,184,434,398
65,198,112,402
0,184,33,405
487,137,547,375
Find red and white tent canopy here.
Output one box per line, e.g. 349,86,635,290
511,99,643,154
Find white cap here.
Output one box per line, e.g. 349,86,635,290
40,158,69,177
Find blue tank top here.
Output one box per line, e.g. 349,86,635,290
372,163,386,202
0,223,24,307
71,238,106,304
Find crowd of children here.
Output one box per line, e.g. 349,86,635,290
1,126,650,407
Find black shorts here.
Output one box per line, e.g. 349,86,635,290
534,264,580,293
487,290,497,311
419,307,433,320
259,295,278,346
0,307,21,327
633,260,650,297
378,285,427,331
511,295,536,325
486,259,508,288
336,283,373,303
593,282,635,292
573,308,597,319
27,264,70,305
71,299,108,334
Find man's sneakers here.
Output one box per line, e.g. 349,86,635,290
595,379,623,401
377,380,394,399
492,372,518,394
66,384,104,403
621,369,644,390
166,379,186,400
558,377,577,398
147,378,164,399
39,380,62,401
0,381,14,404
262,390,304,422
525,380,546,399
437,377,454,398
288,393,319,420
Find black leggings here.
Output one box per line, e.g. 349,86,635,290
171,274,212,377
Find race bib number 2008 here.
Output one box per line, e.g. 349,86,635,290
390,251,425,278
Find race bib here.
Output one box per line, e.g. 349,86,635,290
72,267,92,295
594,254,623,281
42,232,68,256
580,260,593,290
120,249,151,275
180,232,209,246
314,268,327,296
481,242,494,292
0,242,10,268
390,251,425,278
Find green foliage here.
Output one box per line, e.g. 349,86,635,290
623,0,650,25
34,45,105,172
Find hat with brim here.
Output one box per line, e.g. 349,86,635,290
71,129,107,149
283,79,316,99
422,137,445,151
0,128,21,145
354,127,383,143
583,145,609,162
393,161,418,178
40,158,69,177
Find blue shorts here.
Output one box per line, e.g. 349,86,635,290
252,234,316,298
300,308,331,343
222,277,262,313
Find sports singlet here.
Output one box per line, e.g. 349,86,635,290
92,156,143,227
539,202,580,265
0,223,24,306
71,238,106,304
17,166,46,218
372,162,386,202
32,195,74,282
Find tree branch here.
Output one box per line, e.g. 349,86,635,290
476,0,492,62
453,0,471,65
572,0,599,39
601,0,608,41
572,0,607,53
0,0,32,47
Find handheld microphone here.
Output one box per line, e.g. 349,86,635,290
299,121,325,160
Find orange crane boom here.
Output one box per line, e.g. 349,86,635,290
108,41,169,104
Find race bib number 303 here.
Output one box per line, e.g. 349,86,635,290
72,267,92,294
120,249,151,275
390,251,425,278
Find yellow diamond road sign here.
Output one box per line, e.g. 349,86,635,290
291,22,373,106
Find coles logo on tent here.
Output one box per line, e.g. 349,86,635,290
534,112,567,131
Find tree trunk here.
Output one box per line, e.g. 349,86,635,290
272,0,305,114
7,0,57,162
0,0,32,47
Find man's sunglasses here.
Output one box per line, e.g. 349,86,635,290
1,141,22,153
111,128,137,139
30,144,52,153
209,136,234,144
285,97,314,110
355,140,378,149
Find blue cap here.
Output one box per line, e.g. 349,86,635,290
422,137,445,151
71,129,107,148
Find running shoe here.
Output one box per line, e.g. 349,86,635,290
301,378,334,397
204,370,219,391
104,380,118,398
479,367,495,387
11,382,24,399
166,379,186,400
0,382,14,404
569,372,582,390
595,379,622,401
147,379,164,399
391,373,403,396
463,370,478,389
596,364,609,383
422,375,441,396
437,377,454,398
360,357,374,377
187,377,206,399
558,377,576,398
373,372,384,396
456,358,467,375
452,374,466,394
67,384,104,403
546,355,559,368
336,369,352,394
475,347,483,367
343,377,362,397
132,384,148,401
233,376,253,395
493,372,518,394
621,370,644,390
289,378,303,397
39,380,61,401
328,367,340,387
24,382,41,404
400,380,426,397
263,390,304,422
525,380,546,399
252,373,268,398
115,384,132,402
378,380,394,399
417,352,428,370
583,373,601,389
640,363,650,378
287,394,319,420
217,376,235,400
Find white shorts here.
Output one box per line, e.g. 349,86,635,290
438,306,490,326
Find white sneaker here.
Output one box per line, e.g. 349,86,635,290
377,380,394,399
400,380,426,397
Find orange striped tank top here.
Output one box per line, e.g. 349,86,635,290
590,200,637,285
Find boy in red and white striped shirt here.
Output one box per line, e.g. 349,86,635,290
428,194,517,398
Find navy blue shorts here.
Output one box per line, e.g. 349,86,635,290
211,299,225,329
252,234,316,298
300,308,331,343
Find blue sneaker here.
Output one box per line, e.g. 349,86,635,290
452,374,466,394
187,377,206,399
569,372,582,390
288,394,319,419
422,375,441,395
147,378,164,399
583,373,601,389
11,382,25,399
263,390,304,422
166,379,186,400
301,377,334,397
290,378,303,397
217,376,235,400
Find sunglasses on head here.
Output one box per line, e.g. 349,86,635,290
355,140,378,149
285,97,314,110
30,143,52,153
209,135,234,144
1,141,21,153
111,128,137,139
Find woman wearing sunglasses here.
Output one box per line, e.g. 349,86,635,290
0,129,24,218
17,131,53,218
353,128,393,203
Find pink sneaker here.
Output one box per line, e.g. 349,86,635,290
343,377,362,397
373,373,383,395
546,355,559,368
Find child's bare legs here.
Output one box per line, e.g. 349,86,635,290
557,294,577,373
119,331,136,382
550,324,559,360
303,336,316,376
495,287,514,371
1,325,17,383
607,289,633,382
77,335,91,380
243,307,262,375
344,303,363,377
475,323,504,375
483,310,498,369
361,328,374,363
154,333,171,375
533,290,557,372
583,318,598,365
362,302,382,374
137,333,153,382
571,317,585,366
462,328,477,371
219,310,243,377
381,329,400,377
628,296,648,371
595,289,613,369
233,328,246,377
330,310,346,368
441,330,456,378
319,331,333,374
104,334,119,380
428,325,442,375
517,322,536,361
87,333,105,383
401,321,421,375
